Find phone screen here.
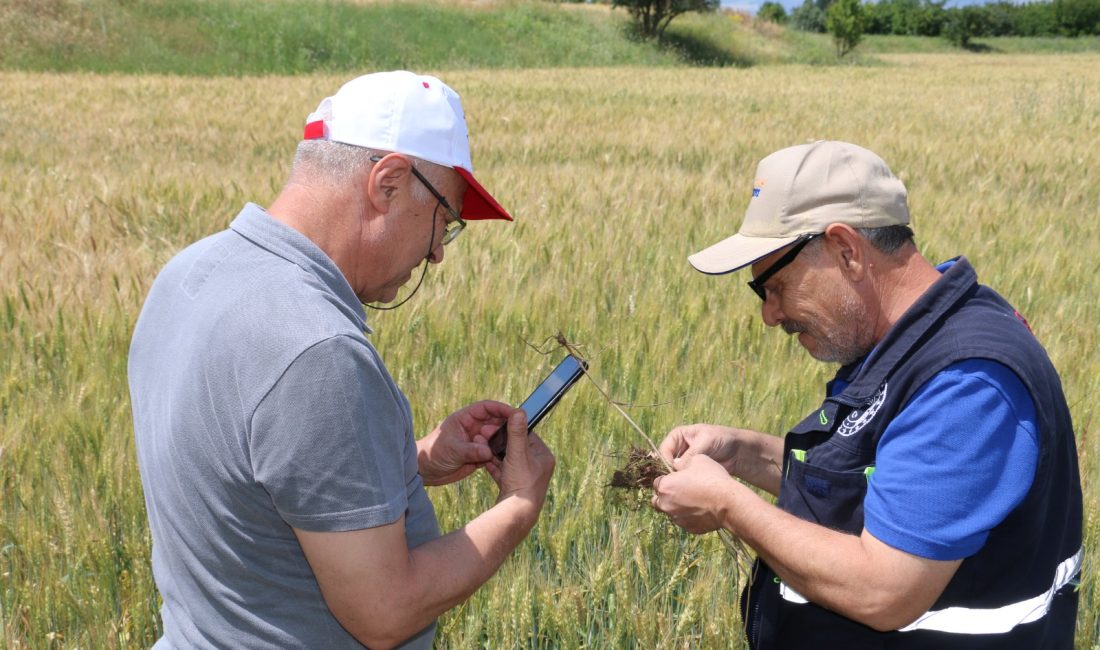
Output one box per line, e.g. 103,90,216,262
488,354,586,459
519,354,584,428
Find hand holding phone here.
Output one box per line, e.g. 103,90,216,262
488,354,587,460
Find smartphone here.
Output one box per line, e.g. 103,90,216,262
488,354,588,460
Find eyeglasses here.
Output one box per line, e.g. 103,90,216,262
747,233,821,301
371,155,466,245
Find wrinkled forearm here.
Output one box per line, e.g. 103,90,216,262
717,488,957,631
729,429,785,496
344,496,541,647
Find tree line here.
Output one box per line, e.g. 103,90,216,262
586,0,1096,56
760,0,1100,45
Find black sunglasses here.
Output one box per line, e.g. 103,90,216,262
747,233,822,301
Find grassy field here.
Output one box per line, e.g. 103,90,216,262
4,0,1100,74
2,56,1099,647
0,0,776,72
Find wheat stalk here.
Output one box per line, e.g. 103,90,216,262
541,332,756,577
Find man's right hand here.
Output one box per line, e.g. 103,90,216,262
659,423,785,496
659,423,743,472
486,410,555,518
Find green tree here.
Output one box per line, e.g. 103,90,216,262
942,5,989,47
909,0,947,35
791,0,828,31
982,2,1017,36
612,0,721,39
826,0,868,57
863,0,944,35
758,0,789,23
1054,0,1100,35
885,0,922,34
1010,0,1059,36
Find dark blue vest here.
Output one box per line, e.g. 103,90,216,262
742,258,1082,650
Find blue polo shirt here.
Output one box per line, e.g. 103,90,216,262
832,262,1040,562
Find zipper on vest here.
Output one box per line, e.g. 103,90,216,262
750,590,763,649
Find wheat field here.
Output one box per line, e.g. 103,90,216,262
2,56,1099,648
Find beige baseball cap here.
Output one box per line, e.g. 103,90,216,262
688,141,909,275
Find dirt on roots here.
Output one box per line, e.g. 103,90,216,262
608,445,668,490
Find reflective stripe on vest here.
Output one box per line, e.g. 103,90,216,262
777,547,1082,634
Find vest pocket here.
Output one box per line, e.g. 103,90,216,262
779,450,871,535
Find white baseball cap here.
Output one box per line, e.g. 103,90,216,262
688,141,909,274
303,70,512,221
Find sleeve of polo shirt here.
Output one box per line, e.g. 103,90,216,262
863,359,1039,561
250,335,410,532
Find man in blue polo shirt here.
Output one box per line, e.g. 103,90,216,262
650,141,1081,649
129,71,556,648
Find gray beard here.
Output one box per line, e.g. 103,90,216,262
785,292,874,366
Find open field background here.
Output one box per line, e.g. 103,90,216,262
4,0,1100,74
3,56,1100,647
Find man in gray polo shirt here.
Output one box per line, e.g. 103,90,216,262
129,71,556,649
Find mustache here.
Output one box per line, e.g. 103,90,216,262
782,320,808,335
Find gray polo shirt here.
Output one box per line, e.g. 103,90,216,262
129,203,439,649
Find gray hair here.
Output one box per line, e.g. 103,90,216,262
855,224,915,254
290,140,446,203
805,224,915,257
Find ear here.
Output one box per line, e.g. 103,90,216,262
365,154,414,215
823,223,868,283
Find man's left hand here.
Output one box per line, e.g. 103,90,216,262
651,454,742,534
417,400,513,486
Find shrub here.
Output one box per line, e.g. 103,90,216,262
826,0,868,55
1011,0,1059,36
943,5,990,47
757,1,789,24
1054,0,1100,35
862,0,945,36
791,0,827,32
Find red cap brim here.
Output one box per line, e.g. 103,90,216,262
455,167,513,221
